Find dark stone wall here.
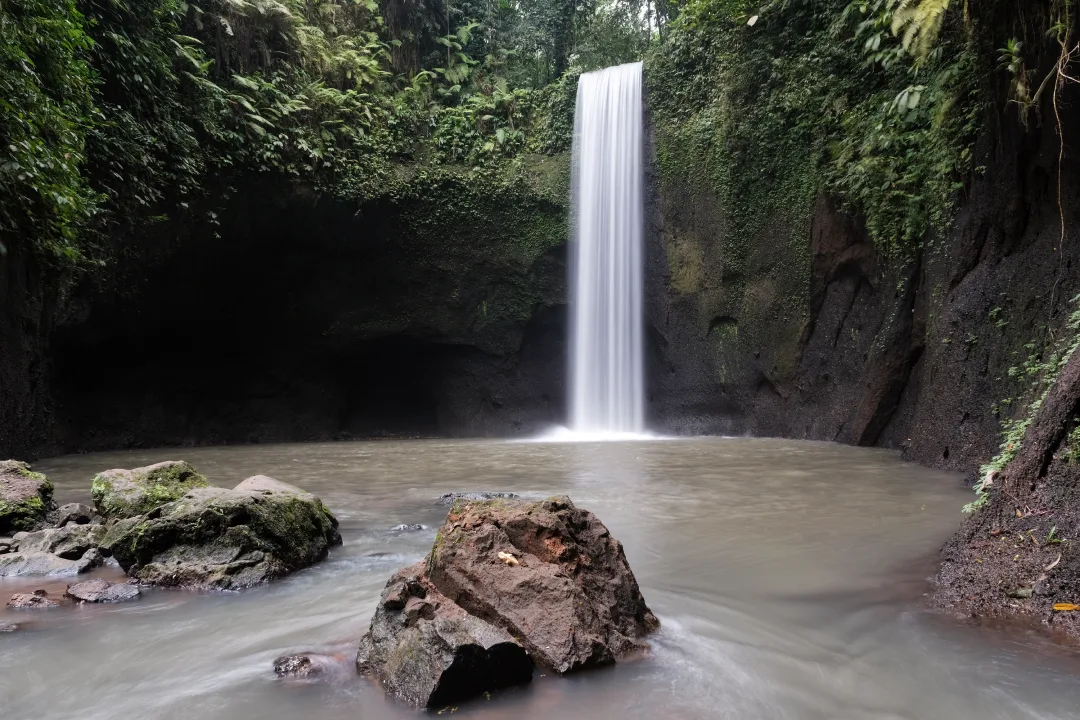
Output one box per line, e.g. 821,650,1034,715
0,165,569,458
644,97,1080,476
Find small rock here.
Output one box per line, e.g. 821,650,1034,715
54,503,100,527
7,589,60,609
274,654,322,678
0,622,17,632
437,492,519,506
390,524,427,532
65,579,141,603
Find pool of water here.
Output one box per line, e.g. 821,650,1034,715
3,437,1079,719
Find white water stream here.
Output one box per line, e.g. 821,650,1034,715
569,62,645,435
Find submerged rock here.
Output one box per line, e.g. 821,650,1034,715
65,579,140,603
0,622,17,632
0,461,57,534
17,524,106,559
357,496,657,707
389,524,426,532
99,474,341,590
274,654,322,678
357,565,533,707
428,496,659,672
7,590,60,609
437,492,519,506
54,503,100,527
0,548,102,577
91,461,210,520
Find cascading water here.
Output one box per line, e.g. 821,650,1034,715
568,61,645,435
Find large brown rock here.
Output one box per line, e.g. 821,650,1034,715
356,496,658,707
0,461,56,534
428,496,659,672
357,564,533,707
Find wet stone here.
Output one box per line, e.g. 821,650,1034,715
389,524,426,532
7,590,60,609
0,548,101,577
66,579,141,604
54,503,100,527
274,654,322,678
437,492,519,506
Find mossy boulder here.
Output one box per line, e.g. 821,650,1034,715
91,461,210,519
99,474,341,590
0,460,57,534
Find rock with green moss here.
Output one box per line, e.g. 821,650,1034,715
99,475,341,590
0,460,57,535
91,461,210,519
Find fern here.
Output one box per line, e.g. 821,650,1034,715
890,0,951,61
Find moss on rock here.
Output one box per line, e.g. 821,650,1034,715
99,474,341,590
0,460,56,534
91,460,210,519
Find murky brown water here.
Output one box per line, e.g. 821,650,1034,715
3,437,1080,719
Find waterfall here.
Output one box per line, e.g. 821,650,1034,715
568,61,645,435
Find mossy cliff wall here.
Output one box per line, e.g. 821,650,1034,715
644,84,1080,477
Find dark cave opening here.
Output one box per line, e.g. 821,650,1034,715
40,183,568,453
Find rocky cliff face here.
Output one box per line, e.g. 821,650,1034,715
644,99,1080,477
0,157,570,458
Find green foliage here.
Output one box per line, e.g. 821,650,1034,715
647,0,985,261
0,0,97,262
4,0,639,265
967,294,1080,512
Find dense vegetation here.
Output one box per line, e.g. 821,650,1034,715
4,0,1073,268
1,0,666,267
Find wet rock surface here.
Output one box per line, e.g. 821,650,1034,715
274,654,323,678
91,461,210,520
17,524,106,559
65,579,141,603
357,496,657,706
99,474,341,590
429,496,659,672
0,548,102,577
54,503,100,527
389,524,426,532
357,564,533,707
437,492,519,506
0,461,57,534
7,590,60,609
